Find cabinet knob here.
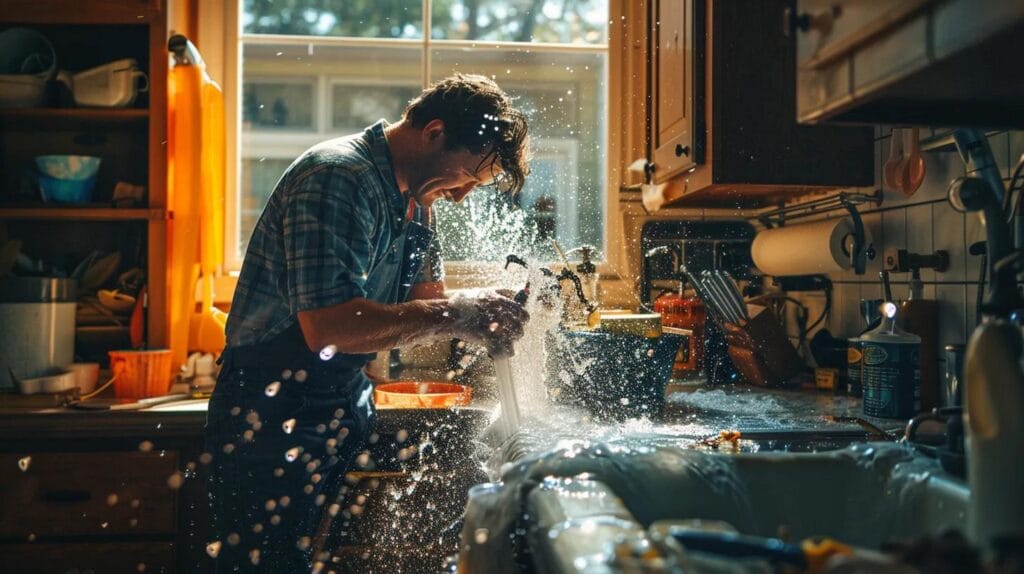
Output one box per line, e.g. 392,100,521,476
675,144,690,157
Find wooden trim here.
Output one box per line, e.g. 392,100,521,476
147,8,170,349
801,0,934,70
0,206,165,221
0,1,162,24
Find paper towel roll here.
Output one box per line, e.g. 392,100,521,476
752,217,861,276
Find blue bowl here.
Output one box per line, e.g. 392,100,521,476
38,173,97,203
35,155,101,180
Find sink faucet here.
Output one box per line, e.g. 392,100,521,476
948,128,1024,552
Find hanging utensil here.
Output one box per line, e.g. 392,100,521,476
720,271,749,321
883,128,904,193
900,127,926,196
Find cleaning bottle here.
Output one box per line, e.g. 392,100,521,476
860,302,921,418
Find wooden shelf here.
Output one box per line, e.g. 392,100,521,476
0,1,162,24
0,108,148,128
0,204,166,221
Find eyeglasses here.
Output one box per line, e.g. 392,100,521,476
479,168,514,194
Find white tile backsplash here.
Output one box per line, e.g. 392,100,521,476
906,203,935,281
791,131,1021,348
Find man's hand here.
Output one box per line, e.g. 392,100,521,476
448,291,530,357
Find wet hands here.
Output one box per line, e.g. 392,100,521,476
448,290,530,358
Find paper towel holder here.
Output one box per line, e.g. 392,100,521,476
756,190,881,275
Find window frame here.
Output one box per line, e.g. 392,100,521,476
202,0,630,289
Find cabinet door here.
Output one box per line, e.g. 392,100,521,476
650,0,704,183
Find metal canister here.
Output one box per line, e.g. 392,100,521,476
860,305,921,418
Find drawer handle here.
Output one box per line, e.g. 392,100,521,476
43,489,92,503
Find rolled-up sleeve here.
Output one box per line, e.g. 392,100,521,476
283,166,376,313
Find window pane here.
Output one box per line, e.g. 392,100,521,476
430,48,606,262
331,83,421,132
243,0,423,39
238,42,422,255
431,0,608,44
243,80,315,130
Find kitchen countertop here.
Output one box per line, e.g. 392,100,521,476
0,385,906,443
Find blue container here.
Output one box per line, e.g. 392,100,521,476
35,155,101,203
38,174,97,203
545,330,684,420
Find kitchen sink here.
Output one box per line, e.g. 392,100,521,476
460,441,968,573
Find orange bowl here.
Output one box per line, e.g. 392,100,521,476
374,381,472,409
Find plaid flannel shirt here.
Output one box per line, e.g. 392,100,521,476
226,121,442,347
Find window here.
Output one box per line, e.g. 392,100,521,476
234,0,609,265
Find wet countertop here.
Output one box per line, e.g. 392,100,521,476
0,385,904,443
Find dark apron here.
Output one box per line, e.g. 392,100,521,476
204,217,434,571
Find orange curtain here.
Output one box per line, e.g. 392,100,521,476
167,40,226,371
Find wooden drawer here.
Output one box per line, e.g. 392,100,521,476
0,541,175,574
0,451,179,537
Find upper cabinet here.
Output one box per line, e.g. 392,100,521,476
645,0,874,208
795,0,1024,128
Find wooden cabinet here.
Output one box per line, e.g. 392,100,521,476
0,3,169,355
0,411,211,574
645,0,874,207
795,0,1024,127
650,0,704,182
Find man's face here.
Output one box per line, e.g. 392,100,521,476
410,147,502,207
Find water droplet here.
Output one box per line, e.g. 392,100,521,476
294,369,308,383
285,447,300,462
281,369,293,380
303,484,314,494
395,429,409,443
282,418,296,434
269,514,281,526
326,438,338,449
355,453,370,467
230,406,242,416
488,321,499,332
131,499,141,509
138,441,154,452
315,494,327,506
249,549,261,566
130,518,138,527
245,412,260,425
265,382,281,397
167,472,184,490
242,430,255,442
328,503,341,516
350,504,364,516
620,397,630,405
279,496,291,508
319,345,337,361
27,533,36,543
334,408,345,418
368,433,379,444
252,523,264,534
206,541,222,558
315,423,327,434
227,532,241,546
297,536,311,551
646,348,655,358
199,452,213,465
106,493,118,506
137,563,147,572
273,467,285,477
474,528,489,544
222,443,236,454
329,419,341,430
311,473,322,484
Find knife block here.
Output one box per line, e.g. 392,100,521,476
722,304,804,387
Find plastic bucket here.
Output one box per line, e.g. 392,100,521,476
109,349,173,399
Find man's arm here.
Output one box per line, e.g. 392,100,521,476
297,297,449,354
298,293,527,356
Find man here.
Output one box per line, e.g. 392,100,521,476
205,74,531,571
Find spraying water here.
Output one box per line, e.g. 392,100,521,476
492,357,521,440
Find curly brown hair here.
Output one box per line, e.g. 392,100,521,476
403,74,530,196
